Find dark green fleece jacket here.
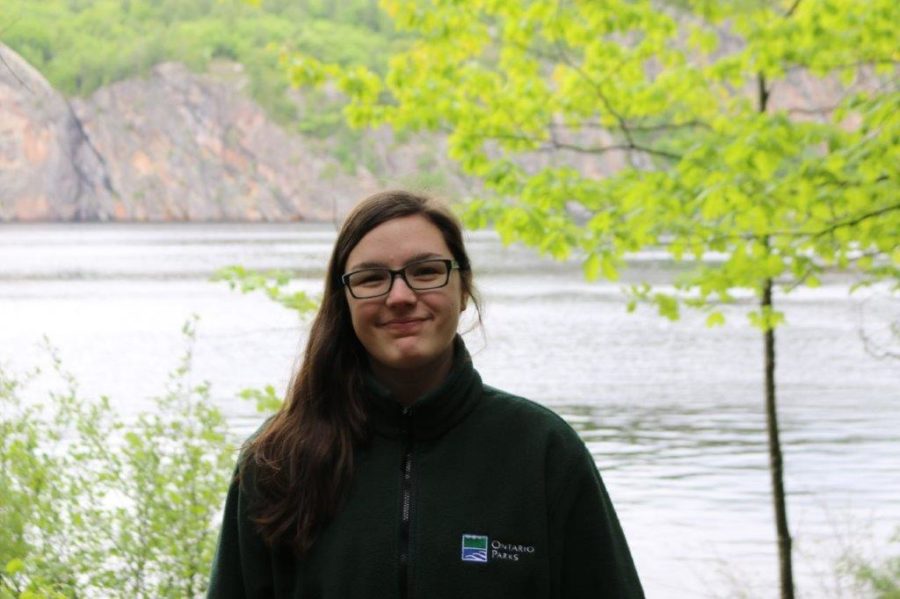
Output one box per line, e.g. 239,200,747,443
207,341,643,598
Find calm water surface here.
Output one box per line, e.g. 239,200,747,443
1,223,898,598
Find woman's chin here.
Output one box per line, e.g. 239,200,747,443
374,340,450,372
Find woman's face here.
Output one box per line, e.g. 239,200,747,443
344,214,466,373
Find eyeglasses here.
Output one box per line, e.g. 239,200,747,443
342,258,461,299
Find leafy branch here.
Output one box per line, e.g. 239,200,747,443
211,265,319,316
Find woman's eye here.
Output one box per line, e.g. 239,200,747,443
409,264,443,279
356,272,388,287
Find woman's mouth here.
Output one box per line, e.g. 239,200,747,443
382,318,426,333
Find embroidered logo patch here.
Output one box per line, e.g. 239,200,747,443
461,534,488,563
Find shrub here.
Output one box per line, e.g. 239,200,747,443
0,319,234,598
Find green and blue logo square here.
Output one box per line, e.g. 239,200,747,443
461,534,488,563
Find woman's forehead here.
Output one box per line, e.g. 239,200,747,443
345,215,451,270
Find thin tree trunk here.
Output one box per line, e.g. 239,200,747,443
762,276,794,599
758,72,795,598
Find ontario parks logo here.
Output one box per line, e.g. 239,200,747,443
462,533,536,563
461,534,488,563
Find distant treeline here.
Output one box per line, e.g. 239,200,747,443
0,0,404,133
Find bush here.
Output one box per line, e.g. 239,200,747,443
0,319,234,598
847,529,900,599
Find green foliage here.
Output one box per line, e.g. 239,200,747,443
843,528,900,599
212,265,321,414
291,0,900,327
287,7,898,597
212,265,319,314
0,320,234,598
0,0,404,129
238,385,283,413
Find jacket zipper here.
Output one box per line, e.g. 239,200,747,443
399,407,414,599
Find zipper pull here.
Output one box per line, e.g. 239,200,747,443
400,406,413,436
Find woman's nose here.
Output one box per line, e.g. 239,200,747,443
385,273,417,305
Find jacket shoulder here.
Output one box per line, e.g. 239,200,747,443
479,385,586,448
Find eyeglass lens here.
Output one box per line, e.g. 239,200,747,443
346,259,451,298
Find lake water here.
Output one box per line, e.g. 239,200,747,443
1,223,898,598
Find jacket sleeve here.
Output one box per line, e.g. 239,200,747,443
206,466,275,599
548,439,645,599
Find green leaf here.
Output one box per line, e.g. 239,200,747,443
654,294,680,321
239,385,283,413
748,308,786,331
583,253,601,281
706,312,726,327
601,255,620,281
5,557,25,575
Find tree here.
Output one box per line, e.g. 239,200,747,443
0,0,402,128
290,0,899,596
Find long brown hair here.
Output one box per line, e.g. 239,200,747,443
241,190,480,554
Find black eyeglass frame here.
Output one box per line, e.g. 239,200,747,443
341,258,461,299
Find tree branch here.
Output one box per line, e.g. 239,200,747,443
550,39,639,149
786,105,841,116
784,0,803,17
550,119,712,133
506,23,693,161
759,72,771,113
545,138,683,160
702,201,899,245
483,131,683,160
807,201,900,239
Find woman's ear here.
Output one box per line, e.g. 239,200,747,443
460,291,468,312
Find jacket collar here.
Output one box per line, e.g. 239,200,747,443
365,336,483,441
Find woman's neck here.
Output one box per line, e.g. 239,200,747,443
370,347,454,407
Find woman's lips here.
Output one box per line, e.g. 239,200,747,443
381,318,426,333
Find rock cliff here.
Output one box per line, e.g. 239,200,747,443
0,42,853,222
0,43,113,220
0,44,465,222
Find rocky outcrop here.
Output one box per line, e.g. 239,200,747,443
0,43,114,220
1,41,865,222
1,45,465,222
67,61,381,221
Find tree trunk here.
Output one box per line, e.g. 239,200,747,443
758,71,795,597
762,276,794,599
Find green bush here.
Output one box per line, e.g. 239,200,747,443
0,319,235,598
846,529,900,599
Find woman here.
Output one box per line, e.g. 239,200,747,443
207,190,644,598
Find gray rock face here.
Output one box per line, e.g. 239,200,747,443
0,45,396,221
0,43,113,220
68,61,379,221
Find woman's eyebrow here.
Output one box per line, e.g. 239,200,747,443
348,253,443,271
